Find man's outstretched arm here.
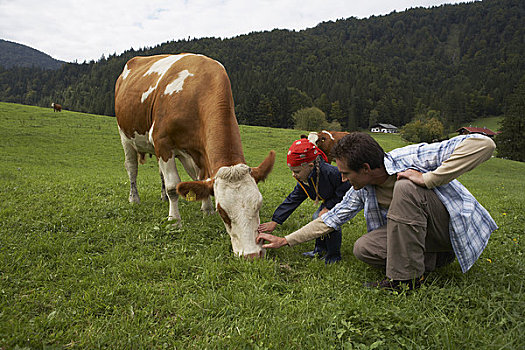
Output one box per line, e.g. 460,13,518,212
256,217,334,249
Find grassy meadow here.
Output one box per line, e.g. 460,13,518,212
463,116,502,133
0,102,523,349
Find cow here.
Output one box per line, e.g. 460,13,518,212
51,103,62,112
115,53,275,258
307,130,349,163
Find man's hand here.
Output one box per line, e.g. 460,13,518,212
257,221,278,233
256,233,288,249
397,169,426,187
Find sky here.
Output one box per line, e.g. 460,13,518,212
0,0,472,63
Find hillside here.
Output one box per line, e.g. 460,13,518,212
0,0,524,131
0,39,65,70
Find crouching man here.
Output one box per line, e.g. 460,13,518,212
256,132,497,291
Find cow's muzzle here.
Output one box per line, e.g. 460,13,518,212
244,250,266,259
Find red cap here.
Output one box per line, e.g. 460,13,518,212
286,139,328,167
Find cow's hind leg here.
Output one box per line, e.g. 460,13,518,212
120,135,140,203
158,157,182,226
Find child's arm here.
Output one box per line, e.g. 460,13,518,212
270,184,308,224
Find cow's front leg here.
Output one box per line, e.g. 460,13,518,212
158,157,182,227
159,171,169,202
177,152,213,216
201,197,214,215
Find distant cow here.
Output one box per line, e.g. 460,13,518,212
51,103,62,112
307,130,350,163
115,53,275,258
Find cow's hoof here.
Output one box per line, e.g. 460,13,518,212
201,209,215,216
129,196,140,204
168,218,182,228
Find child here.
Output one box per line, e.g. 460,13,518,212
257,138,351,263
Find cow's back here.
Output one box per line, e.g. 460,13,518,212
116,54,230,134
115,54,242,174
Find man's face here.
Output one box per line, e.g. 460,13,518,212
335,158,370,190
289,163,314,183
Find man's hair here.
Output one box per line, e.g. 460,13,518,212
332,132,385,171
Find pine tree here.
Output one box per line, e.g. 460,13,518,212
330,101,345,126
496,77,525,162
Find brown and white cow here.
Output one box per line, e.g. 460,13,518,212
307,130,350,163
115,53,275,258
51,103,62,112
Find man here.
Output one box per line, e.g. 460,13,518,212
256,132,497,291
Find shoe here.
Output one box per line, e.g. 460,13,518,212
302,246,326,258
364,275,425,292
323,254,342,264
302,250,316,258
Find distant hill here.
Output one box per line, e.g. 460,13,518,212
0,39,65,70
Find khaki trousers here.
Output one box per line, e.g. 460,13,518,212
353,179,454,280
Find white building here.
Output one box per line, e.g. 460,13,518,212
370,123,398,133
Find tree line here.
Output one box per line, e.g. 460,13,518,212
0,0,524,137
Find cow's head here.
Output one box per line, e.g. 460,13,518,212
307,131,334,162
307,130,351,163
176,151,275,258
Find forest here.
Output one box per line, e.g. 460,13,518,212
0,0,524,133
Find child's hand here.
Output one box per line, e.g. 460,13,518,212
257,221,278,233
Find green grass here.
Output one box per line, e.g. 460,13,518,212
449,116,502,135
465,116,503,132
0,102,523,349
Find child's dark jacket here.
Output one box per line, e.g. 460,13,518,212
272,158,351,224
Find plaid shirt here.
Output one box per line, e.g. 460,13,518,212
322,134,498,273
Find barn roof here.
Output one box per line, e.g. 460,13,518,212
456,126,497,136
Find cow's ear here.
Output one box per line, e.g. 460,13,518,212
307,132,319,144
176,180,214,201
251,150,275,183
